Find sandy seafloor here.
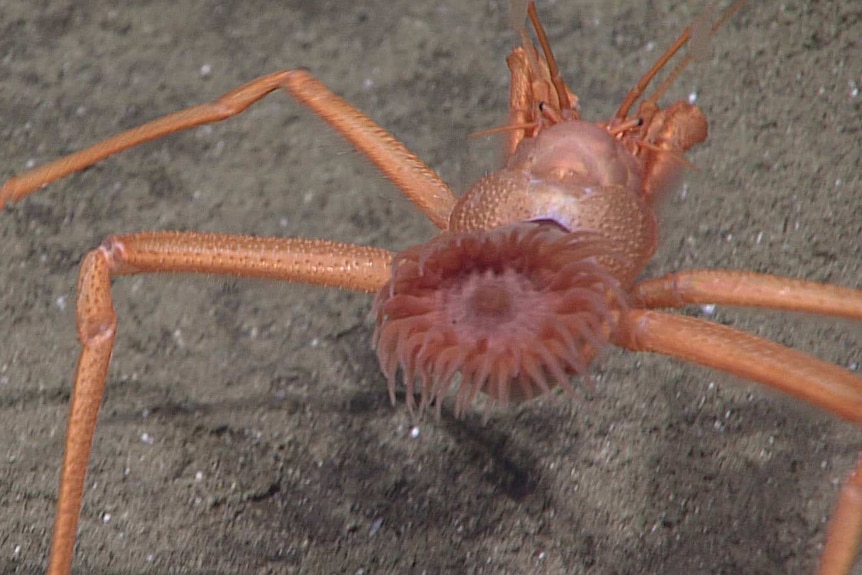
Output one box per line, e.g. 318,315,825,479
1,1,860,573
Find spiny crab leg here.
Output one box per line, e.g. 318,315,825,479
0,70,457,229
50,231,392,575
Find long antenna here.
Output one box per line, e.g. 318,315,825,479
614,0,748,121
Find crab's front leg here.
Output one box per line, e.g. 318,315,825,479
48,232,392,575
629,99,709,202
0,70,456,229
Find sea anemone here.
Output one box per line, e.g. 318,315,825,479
373,221,627,417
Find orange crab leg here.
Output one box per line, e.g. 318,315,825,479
632,270,862,320
0,70,456,229
614,309,862,424
614,306,862,574
819,457,862,575
628,267,862,570
49,231,393,575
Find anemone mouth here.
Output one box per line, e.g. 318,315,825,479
373,222,627,417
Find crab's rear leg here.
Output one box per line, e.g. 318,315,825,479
819,457,862,575
49,232,393,575
615,308,861,574
1,70,456,229
619,272,862,574
615,309,862,572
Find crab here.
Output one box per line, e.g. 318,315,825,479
1,1,859,573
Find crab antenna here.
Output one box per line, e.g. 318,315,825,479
614,0,748,121
509,0,529,32
526,2,574,111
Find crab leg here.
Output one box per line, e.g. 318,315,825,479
632,270,862,320
49,231,393,575
0,70,456,228
818,457,862,575
613,309,862,573
614,309,862,423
